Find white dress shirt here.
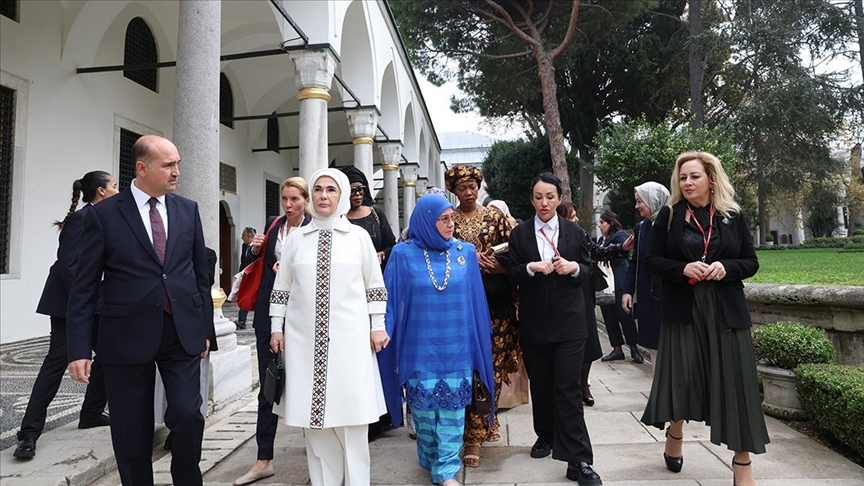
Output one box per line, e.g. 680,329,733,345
526,213,579,278
130,179,168,243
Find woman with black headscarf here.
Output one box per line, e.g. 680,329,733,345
341,166,396,268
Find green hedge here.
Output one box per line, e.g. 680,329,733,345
796,364,864,457
852,229,864,237
752,322,836,369
801,237,850,248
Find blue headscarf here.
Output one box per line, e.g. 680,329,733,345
408,194,454,252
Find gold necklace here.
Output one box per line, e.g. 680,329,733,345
423,249,451,291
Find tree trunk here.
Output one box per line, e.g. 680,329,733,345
757,157,768,244
855,0,864,81
534,48,573,203
578,146,594,217
688,0,704,129
849,143,864,233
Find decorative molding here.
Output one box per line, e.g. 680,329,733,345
297,87,331,101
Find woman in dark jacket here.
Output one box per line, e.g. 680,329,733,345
641,152,767,486
13,171,117,459
234,177,311,486
509,174,602,486
341,166,396,269
597,211,643,364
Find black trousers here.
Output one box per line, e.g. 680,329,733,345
17,316,107,441
600,290,639,348
522,338,594,465
103,314,204,486
254,326,279,460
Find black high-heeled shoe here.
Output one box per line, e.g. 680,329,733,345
732,458,752,486
663,426,683,473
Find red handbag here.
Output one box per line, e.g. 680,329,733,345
236,217,282,311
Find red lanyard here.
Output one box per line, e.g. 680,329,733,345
687,204,714,262
539,226,560,259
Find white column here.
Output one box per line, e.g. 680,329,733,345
346,108,378,183
795,208,806,244
173,0,251,411
289,50,336,181
378,143,403,237
401,163,419,226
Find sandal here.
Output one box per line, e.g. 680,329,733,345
487,431,501,442
463,444,481,468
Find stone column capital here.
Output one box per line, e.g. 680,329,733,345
346,108,379,140
378,143,403,166
401,162,419,183
416,178,428,199
289,50,337,91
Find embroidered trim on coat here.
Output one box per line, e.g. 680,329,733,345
270,289,289,305
366,287,387,302
309,230,332,429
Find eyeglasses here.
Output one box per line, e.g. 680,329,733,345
436,215,456,225
350,186,366,195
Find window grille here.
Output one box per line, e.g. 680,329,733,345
219,162,237,193
267,114,279,152
265,180,280,220
220,73,234,129
0,85,14,273
118,128,141,191
1,0,18,21
123,17,158,92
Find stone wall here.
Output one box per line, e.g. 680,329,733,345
745,284,864,366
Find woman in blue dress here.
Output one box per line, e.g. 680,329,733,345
379,194,495,486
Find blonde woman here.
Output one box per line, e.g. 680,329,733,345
641,152,766,486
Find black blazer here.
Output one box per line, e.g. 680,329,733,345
251,214,312,332
646,201,758,329
67,189,216,364
507,218,592,345
239,243,255,272
36,205,91,318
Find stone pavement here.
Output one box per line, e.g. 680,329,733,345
3,351,863,486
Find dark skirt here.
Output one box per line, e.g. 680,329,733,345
641,282,769,454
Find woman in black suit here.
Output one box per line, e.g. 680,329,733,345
234,177,311,486
507,173,602,486
13,171,117,459
641,152,767,486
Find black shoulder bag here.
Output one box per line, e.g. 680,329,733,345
263,351,284,405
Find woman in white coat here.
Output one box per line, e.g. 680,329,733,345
269,168,390,486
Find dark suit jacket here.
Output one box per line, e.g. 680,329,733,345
239,243,254,272
67,189,217,365
598,229,629,290
646,201,758,329
37,205,92,318
251,214,312,332
507,218,592,345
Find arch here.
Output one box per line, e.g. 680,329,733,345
402,103,418,163
378,62,400,140
417,130,428,178
220,73,234,129
123,17,159,92
338,1,376,106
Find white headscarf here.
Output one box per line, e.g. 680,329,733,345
308,168,351,229
635,181,670,222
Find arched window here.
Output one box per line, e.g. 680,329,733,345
123,17,158,92
267,113,279,152
220,73,234,129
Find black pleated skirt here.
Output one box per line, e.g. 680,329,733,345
641,282,769,454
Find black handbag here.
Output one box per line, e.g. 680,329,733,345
592,262,609,292
471,369,492,416
262,351,284,405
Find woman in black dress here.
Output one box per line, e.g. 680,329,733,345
641,152,767,486
341,166,396,268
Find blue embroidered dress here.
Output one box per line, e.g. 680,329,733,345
378,197,495,428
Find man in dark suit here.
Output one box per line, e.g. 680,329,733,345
67,135,216,486
236,227,256,329
507,173,602,486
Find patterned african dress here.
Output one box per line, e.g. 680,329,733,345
268,217,388,429
453,206,520,445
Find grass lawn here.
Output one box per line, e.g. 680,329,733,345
750,248,864,286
